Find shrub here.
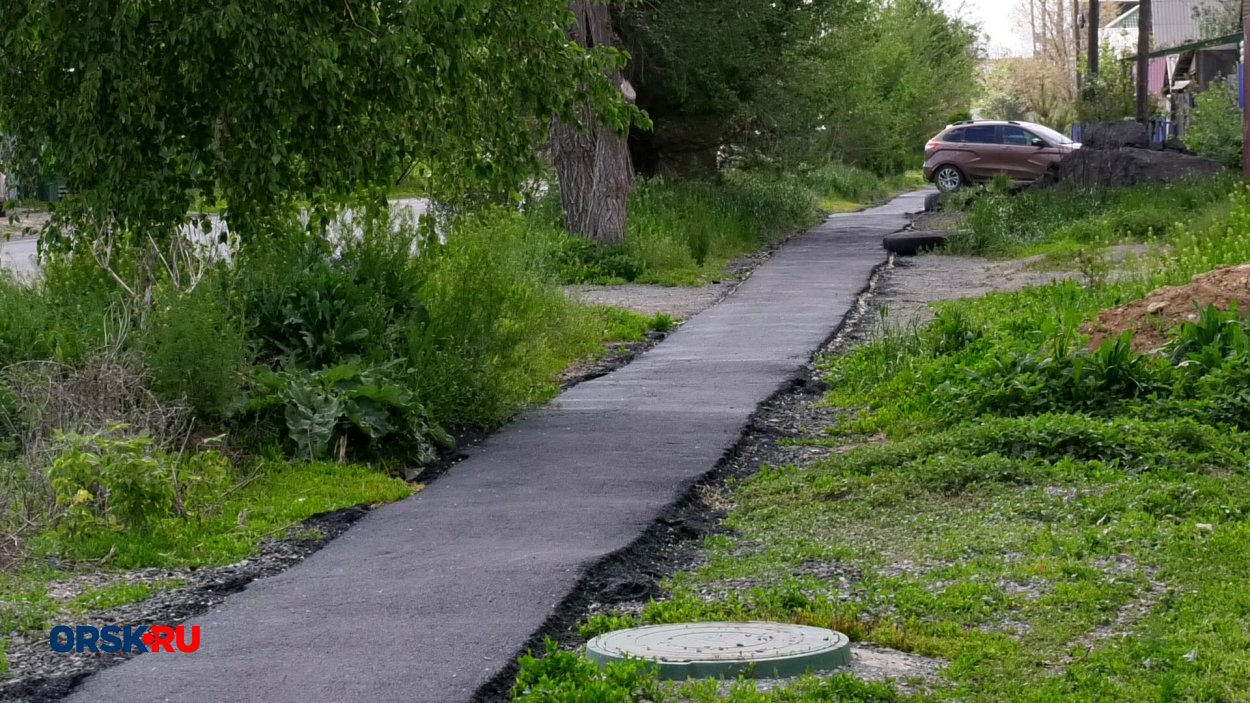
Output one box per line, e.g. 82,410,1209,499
46,430,230,546
243,361,453,462
406,212,603,429
144,279,253,420
1186,79,1243,170
512,639,660,703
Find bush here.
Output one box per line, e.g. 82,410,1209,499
1186,79,1243,170
513,640,660,703
144,279,253,420
47,430,230,546
951,178,1233,257
243,361,453,462
406,212,603,429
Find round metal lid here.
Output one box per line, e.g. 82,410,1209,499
586,622,851,680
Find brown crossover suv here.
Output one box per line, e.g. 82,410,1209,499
923,120,1080,192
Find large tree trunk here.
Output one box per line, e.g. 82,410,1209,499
551,0,633,245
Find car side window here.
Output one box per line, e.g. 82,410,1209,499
944,129,966,143
1002,126,1040,146
963,126,998,144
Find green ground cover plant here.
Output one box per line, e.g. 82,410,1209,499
512,185,1250,701
946,178,1234,260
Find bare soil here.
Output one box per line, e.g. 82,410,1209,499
1082,263,1250,352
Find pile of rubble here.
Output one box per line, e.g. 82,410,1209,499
1037,121,1226,188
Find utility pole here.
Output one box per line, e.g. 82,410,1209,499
1243,0,1249,180
1088,0,1100,79
1137,0,1152,124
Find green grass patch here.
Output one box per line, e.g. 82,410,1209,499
945,177,1235,259
549,164,912,287
67,579,186,614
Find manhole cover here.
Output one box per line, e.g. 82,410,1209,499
586,622,851,680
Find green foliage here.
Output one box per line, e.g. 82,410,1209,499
950,178,1234,258
144,280,252,419
404,212,605,428
46,430,230,545
1077,52,1137,124
1185,79,1244,170
0,0,640,240
615,0,838,175
513,639,661,703
246,362,453,462
753,0,979,173
649,313,675,334
555,237,647,284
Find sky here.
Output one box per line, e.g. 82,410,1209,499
942,0,1032,57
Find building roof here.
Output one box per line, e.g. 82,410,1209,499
1153,0,1227,48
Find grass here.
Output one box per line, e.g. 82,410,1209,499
945,177,1236,260
549,164,917,287
0,458,411,674
512,182,1250,701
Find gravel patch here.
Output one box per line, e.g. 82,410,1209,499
565,283,734,320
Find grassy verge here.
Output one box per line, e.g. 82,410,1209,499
549,165,920,286
512,185,1250,701
0,204,666,677
943,177,1234,262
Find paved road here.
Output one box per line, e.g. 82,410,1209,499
66,190,931,703
0,199,430,277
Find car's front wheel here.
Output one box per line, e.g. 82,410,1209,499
933,165,965,193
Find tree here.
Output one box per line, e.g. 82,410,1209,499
550,0,637,244
1193,0,1242,38
995,0,1085,130
613,0,840,176
0,0,636,256
750,0,979,173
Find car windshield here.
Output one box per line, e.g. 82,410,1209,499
1028,124,1073,145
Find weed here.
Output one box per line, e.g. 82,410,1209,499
649,314,674,333
513,639,661,703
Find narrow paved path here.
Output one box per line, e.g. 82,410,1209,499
67,190,930,703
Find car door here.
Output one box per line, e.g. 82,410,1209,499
956,125,1001,181
1001,126,1066,181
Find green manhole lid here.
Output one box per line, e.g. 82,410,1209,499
586,622,851,680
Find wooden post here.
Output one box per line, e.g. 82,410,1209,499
1244,0,1249,180
1137,0,1152,124
1088,0,1100,78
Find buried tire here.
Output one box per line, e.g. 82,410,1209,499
883,230,950,256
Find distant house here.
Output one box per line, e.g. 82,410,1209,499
1109,0,1242,136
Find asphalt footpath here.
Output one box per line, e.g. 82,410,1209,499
66,189,932,703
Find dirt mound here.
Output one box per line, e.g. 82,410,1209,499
1083,264,1250,352
1042,146,1225,188
1034,121,1225,189
1083,121,1151,149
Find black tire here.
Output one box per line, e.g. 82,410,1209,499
883,230,950,256
933,164,965,193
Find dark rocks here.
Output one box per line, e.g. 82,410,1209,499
883,231,950,256
1082,121,1151,149
1041,147,1226,188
